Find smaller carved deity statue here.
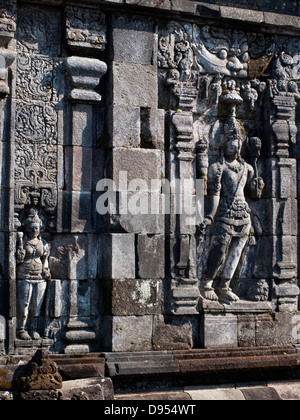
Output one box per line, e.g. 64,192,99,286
16,208,51,340
199,119,264,304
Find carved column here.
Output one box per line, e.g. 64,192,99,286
265,51,300,312
0,0,17,355
64,6,107,353
169,79,200,315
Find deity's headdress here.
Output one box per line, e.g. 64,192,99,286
23,208,43,229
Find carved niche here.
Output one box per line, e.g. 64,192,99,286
157,22,300,311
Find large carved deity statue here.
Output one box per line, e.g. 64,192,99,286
16,208,51,340
200,119,265,304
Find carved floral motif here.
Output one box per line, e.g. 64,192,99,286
15,7,60,214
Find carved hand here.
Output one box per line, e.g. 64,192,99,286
250,177,265,198
16,248,26,263
197,218,212,236
43,267,51,281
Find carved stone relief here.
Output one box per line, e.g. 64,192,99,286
16,208,51,341
0,0,17,45
15,6,61,226
158,22,299,313
65,6,107,53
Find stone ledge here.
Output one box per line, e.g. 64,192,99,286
103,345,300,391
21,0,300,34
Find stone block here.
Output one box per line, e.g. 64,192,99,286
241,386,281,401
237,315,256,347
137,234,165,279
0,316,5,354
110,210,165,234
269,382,300,400
71,191,92,233
153,315,195,351
99,234,135,280
254,312,299,346
220,6,264,22
102,279,162,316
112,62,158,108
141,108,165,150
111,316,153,352
201,314,238,348
125,0,171,9
59,377,113,400
111,14,155,64
107,148,163,191
108,106,141,148
65,56,107,103
260,158,297,200
92,148,106,186
71,104,94,147
65,146,93,192
49,234,98,281
185,385,245,401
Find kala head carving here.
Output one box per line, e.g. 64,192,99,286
193,26,249,78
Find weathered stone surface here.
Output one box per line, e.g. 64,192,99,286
110,316,153,352
65,56,107,102
111,14,155,64
153,316,195,351
58,377,113,400
15,350,63,392
201,315,238,348
107,148,163,191
137,235,165,279
185,385,245,401
103,279,162,316
111,62,158,108
99,234,135,280
49,234,98,280
241,386,281,401
0,316,5,354
108,106,141,148
141,108,165,150
268,381,300,400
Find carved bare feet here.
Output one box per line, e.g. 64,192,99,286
18,330,31,340
217,288,239,304
31,331,42,340
201,287,219,301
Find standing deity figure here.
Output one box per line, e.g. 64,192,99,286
16,208,51,340
199,120,264,304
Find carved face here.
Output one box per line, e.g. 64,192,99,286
223,138,241,161
24,213,42,238
193,26,249,78
25,220,41,238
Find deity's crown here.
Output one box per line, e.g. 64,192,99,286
23,208,42,227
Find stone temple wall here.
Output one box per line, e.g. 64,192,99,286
0,0,299,357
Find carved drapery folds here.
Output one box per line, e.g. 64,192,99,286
158,22,300,314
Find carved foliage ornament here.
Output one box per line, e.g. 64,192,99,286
65,6,107,52
0,0,16,43
158,23,276,82
15,7,60,214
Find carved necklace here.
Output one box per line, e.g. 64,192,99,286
27,239,40,257
225,160,243,174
